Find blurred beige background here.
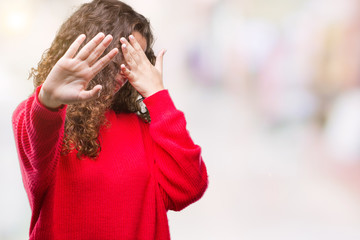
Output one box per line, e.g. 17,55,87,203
2,0,360,239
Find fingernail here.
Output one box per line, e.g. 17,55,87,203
129,35,134,40
122,43,126,49
120,37,126,42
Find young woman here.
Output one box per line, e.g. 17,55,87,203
12,0,208,239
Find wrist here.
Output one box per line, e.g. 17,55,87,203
142,85,165,98
38,86,63,110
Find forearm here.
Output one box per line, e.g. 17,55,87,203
144,90,208,211
12,86,67,189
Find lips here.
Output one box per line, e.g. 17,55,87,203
114,74,128,93
115,76,126,86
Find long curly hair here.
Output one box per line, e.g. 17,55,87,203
29,0,156,159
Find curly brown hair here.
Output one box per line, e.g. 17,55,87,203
29,0,156,159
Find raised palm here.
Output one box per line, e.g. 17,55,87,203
39,32,118,109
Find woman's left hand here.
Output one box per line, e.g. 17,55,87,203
120,35,166,98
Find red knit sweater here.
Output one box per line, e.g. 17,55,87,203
12,87,208,240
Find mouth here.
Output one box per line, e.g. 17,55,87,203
115,76,126,86
114,74,128,93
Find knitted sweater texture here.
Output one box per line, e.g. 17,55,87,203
12,87,208,240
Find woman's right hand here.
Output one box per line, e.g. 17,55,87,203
39,32,119,109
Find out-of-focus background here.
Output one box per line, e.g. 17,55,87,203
2,0,360,239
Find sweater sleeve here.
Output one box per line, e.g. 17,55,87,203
12,86,67,204
143,90,208,211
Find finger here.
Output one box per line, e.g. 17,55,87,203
76,32,105,61
128,35,145,52
77,85,102,102
64,34,86,58
120,64,134,81
87,34,113,66
120,37,141,63
91,48,119,75
155,49,166,73
121,43,137,68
